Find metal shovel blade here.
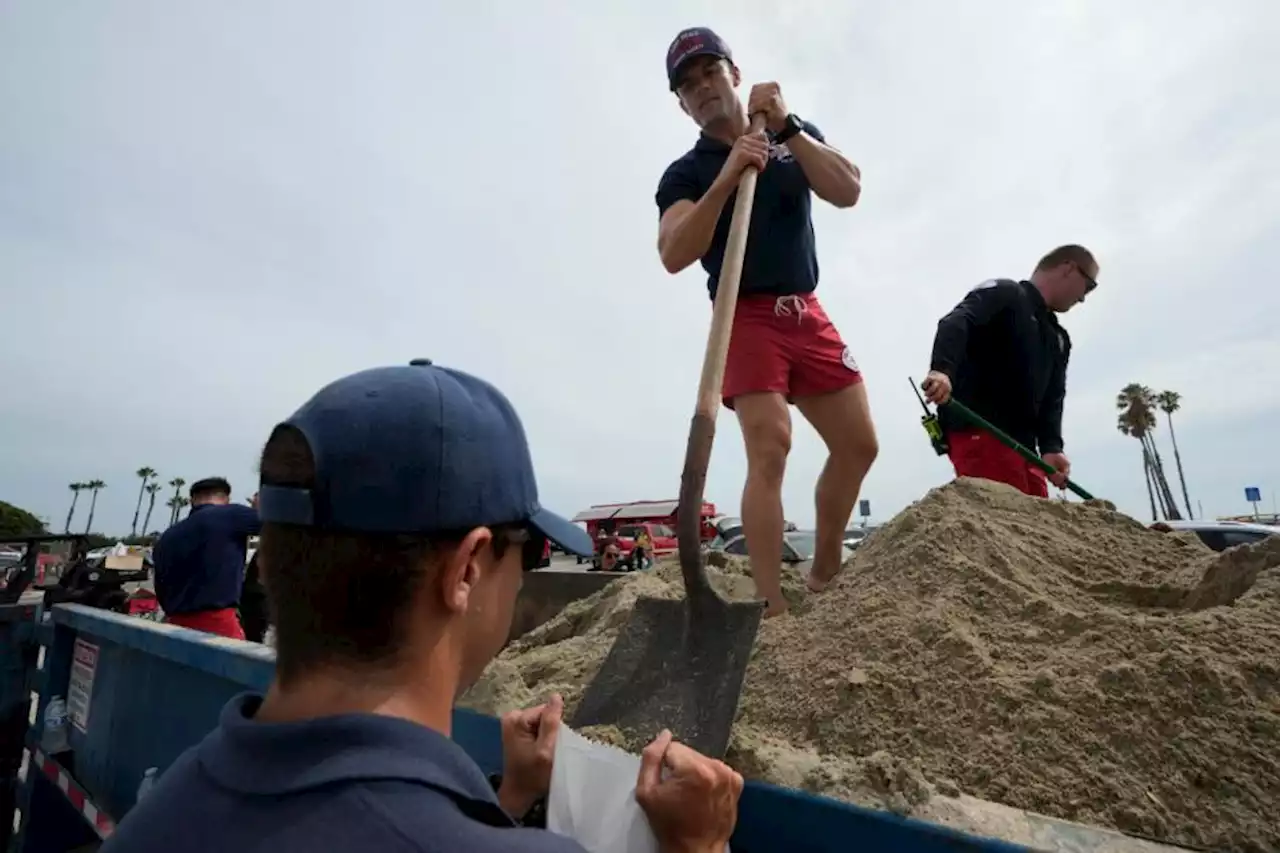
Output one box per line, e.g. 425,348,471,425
570,591,764,759
570,142,770,761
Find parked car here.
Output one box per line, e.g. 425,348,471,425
1150,519,1279,552
842,525,881,550
713,530,853,575
704,517,740,548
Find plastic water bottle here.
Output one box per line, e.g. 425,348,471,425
40,697,69,755
136,767,158,802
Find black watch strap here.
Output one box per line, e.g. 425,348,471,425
773,113,804,144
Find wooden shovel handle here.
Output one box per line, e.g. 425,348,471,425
677,114,768,598
694,113,767,418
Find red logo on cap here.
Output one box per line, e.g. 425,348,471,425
669,29,706,59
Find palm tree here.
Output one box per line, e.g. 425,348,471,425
83,480,107,534
1148,431,1181,520
167,477,186,525
64,482,86,533
167,495,191,527
1141,445,1161,519
1117,402,1159,520
1116,384,1182,520
1155,391,1193,519
142,481,162,536
131,467,157,536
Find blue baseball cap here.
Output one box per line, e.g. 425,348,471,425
257,359,593,558
666,27,733,91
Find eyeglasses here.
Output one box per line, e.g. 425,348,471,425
494,525,547,572
432,523,546,572
1076,264,1098,294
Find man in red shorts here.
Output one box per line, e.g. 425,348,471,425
152,478,260,639
922,245,1099,497
655,28,877,617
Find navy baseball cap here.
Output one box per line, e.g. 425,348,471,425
665,27,733,91
257,359,593,558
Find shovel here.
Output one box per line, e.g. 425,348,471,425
571,118,769,758
937,393,1097,501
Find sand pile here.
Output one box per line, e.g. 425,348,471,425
462,478,1280,852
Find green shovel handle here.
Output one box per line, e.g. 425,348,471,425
942,398,1096,501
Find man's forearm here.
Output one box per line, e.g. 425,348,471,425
1037,421,1065,455
787,133,860,208
1037,392,1066,454
658,179,737,274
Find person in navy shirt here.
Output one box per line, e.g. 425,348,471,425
655,27,879,616
151,477,259,639
103,359,743,853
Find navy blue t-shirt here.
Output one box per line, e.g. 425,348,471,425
152,504,260,614
101,694,587,853
655,121,825,300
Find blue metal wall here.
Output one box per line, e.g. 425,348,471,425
6,604,1028,853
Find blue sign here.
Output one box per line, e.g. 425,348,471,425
858,499,871,517
1245,486,1262,503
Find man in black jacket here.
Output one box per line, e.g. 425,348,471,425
922,244,1098,497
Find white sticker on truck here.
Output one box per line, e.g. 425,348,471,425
68,638,100,733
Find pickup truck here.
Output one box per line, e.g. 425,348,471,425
612,522,677,566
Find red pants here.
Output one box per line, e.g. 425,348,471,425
722,294,862,407
947,429,1048,498
166,608,246,640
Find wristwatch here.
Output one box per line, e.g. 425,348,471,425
772,113,804,144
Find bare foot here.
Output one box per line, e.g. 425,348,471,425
806,564,842,594
763,599,789,619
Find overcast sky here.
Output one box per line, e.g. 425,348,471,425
2,1,1278,536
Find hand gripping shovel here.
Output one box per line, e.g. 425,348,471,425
571,119,769,758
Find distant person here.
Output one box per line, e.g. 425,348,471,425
151,478,260,639
633,528,654,570
103,360,743,853
604,540,626,572
590,538,623,573
922,244,1099,497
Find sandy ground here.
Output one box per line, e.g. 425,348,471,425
462,478,1280,852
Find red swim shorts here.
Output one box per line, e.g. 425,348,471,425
722,293,863,407
166,608,247,640
947,429,1049,498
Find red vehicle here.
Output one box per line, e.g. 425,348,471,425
127,588,161,620
571,499,718,566
612,522,678,563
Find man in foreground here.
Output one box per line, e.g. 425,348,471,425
104,359,742,853
151,477,259,638
655,27,878,615
922,244,1099,497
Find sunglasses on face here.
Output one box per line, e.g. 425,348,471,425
1076,264,1098,294
495,526,548,572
